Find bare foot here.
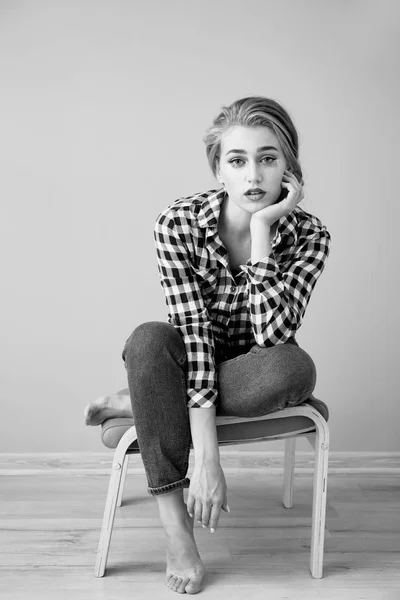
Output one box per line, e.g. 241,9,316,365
164,513,205,594
83,394,133,426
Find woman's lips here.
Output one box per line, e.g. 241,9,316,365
245,191,266,200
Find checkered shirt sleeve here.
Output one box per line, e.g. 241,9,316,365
240,225,331,346
154,212,218,409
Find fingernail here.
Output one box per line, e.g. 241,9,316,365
202,524,206,528
188,513,193,517
211,528,215,533
226,506,231,513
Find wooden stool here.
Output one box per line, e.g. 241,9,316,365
94,392,329,579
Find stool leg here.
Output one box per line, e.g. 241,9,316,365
117,454,129,508
309,430,329,579
283,437,296,508
94,458,125,577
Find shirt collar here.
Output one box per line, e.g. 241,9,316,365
197,187,298,246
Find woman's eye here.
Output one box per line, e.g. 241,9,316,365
229,158,244,166
261,156,277,164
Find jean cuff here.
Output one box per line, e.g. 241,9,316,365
147,477,190,496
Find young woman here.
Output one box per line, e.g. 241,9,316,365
85,96,331,594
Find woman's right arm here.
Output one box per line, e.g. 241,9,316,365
188,405,220,465
154,209,229,529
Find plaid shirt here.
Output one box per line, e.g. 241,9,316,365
154,188,331,408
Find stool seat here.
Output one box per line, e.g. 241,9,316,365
101,395,329,450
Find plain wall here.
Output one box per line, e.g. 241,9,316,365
1,0,399,452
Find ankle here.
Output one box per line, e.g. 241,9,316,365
156,487,185,508
156,489,189,524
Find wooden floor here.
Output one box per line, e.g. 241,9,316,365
1,451,400,600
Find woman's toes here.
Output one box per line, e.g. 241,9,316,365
83,396,109,426
176,577,189,593
173,577,183,591
83,404,97,425
185,569,204,594
168,575,178,590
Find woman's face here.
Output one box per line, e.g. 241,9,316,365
216,125,288,216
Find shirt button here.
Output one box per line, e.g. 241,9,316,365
230,285,236,293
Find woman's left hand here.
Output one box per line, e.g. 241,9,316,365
250,170,304,228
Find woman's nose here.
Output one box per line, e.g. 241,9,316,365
247,164,262,183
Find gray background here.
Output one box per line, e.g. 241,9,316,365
1,0,399,452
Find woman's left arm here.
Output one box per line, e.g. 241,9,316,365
241,221,332,346
239,169,332,346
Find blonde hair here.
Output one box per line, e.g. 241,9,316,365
203,96,304,185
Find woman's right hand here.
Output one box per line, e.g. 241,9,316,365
186,461,230,533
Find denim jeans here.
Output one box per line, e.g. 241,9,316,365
121,321,317,497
